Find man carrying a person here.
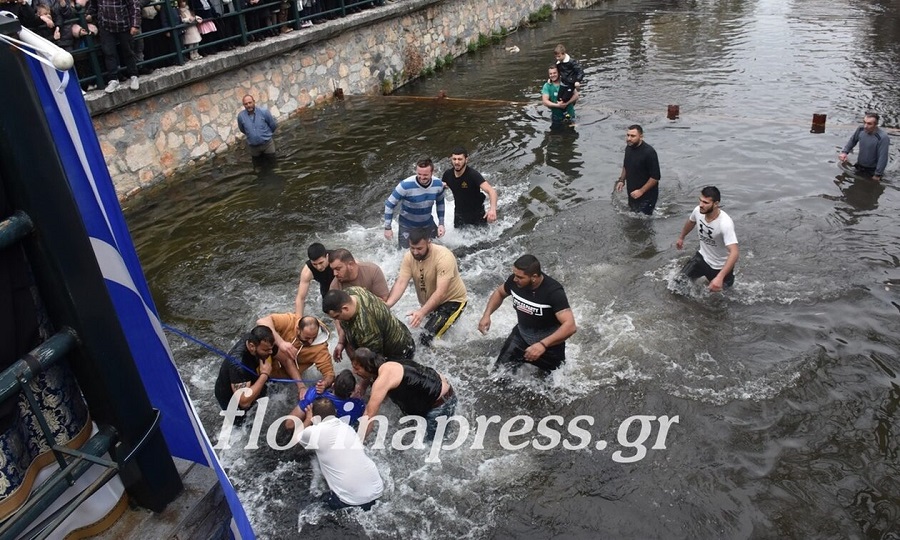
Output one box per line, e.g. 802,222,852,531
675,186,739,292
322,287,415,362
615,124,661,215
385,229,467,346
441,146,498,228
384,158,446,248
328,248,389,301
541,65,578,125
237,94,278,158
839,112,890,181
478,254,577,373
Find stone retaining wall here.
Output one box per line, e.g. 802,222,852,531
89,0,598,199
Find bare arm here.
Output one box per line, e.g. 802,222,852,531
630,177,658,200
676,219,696,250
615,167,626,192
477,283,509,334
385,276,410,308
362,363,403,439
294,265,313,317
482,180,498,222
231,357,272,409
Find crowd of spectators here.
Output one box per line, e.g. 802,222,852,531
1,0,391,92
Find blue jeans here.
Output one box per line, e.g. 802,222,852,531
424,394,458,441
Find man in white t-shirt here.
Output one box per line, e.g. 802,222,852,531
299,398,384,510
675,186,739,292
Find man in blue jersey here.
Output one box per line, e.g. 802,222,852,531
384,158,446,249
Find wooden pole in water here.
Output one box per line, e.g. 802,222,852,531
667,104,680,120
811,113,826,133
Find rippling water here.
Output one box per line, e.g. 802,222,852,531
126,0,900,537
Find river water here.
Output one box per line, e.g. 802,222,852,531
125,0,900,537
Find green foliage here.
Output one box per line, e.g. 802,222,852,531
444,53,454,65
434,57,445,70
423,66,434,77
528,4,553,24
381,79,393,95
477,33,490,48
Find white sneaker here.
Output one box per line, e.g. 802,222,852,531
300,20,313,28
129,76,139,90
104,80,119,93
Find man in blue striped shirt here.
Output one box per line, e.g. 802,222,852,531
384,158,446,248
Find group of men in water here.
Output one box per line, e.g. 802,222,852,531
219,41,890,510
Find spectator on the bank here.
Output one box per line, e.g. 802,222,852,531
216,0,241,49
33,4,60,41
190,0,221,53
0,0,42,31
137,0,173,70
178,0,203,60
89,0,142,93
53,0,81,51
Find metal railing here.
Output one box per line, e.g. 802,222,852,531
59,0,388,89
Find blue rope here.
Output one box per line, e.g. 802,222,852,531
161,322,319,384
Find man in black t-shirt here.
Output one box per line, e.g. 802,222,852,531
615,124,661,215
214,325,275,412
441,146,498,228
478,254,577,372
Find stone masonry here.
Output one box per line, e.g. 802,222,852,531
88,0,599,200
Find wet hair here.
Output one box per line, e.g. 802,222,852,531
514,254,542,276
554,44,566,54
247,325,275,345
450,146,468,158
628,124,644,135
416,158,434,172
307,242,328,261
311,396,336,418
407,228,432,246
322,289,351,314
328,248,355,263
864,112,879,125
351,347,385,376
333,369,356,399
701,186,721,202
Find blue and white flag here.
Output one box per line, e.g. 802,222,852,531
22,48,255,540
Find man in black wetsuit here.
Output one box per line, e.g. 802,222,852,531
295,242,334,317
615,124,661,215
351,347,456,441
478,254,577,372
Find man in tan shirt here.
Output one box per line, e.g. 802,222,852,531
385,228,467,346
256,313,336,395
328,248,390,301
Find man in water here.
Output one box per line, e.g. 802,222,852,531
384,158,446,248
256,313,335,395
839,112,890,181
616,124,661,215
295,242,334,317
298,397,384,510
385,228,468,346
214,325,274,414
236,94,277,158
541,65,578,125
322,287,416,362
675,186,739,292
351,347,456,441
441,146,498,228
478,254,577,372
328,248,389,301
